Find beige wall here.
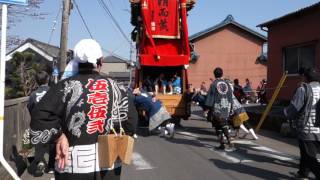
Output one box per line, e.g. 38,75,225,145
189,25,267,90
100,63,129,74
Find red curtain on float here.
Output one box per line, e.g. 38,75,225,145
139,0,190,66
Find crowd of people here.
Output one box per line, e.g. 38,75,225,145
21,39,319,180
232,78,267,104
191,67,320,179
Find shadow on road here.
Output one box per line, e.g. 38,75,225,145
166,137,208,148
258,130,298,147
209,158,291,180
181,126,215,136
234,145,298,168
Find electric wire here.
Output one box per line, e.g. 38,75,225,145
71,0,123,57
73,0,94,39
96,0,131,43
69,0,134,59
47,2,62,45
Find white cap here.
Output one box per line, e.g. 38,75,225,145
73,39,103,66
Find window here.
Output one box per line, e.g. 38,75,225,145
284,43,316,74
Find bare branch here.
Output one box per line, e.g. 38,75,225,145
0,0,47,48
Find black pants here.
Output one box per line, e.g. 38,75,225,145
30,144,56,169
215,121,231,145
28,143,55,176
298,140,320,179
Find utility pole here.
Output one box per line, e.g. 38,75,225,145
59,0,72,75
128,41,134,89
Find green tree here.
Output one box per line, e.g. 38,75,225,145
5,52,42,99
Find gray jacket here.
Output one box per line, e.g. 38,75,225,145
284,82,320,141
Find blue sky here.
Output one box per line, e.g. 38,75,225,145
8,0,320,59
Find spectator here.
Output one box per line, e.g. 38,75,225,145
243,78,253,95
257,79,267,104
191,88,207,111
233,79,245,103
243,78,256,103
200,81,207,93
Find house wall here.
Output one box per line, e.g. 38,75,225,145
189,25,266,91
267,9,320,100
100,63,129,75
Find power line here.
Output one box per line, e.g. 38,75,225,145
66,0,133,59
73,0,94,39
96,0,131,43
47,3,62,45
71,0,117,57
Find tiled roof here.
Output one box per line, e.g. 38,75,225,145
189,15,267,42
258,2,320,27
7,38,60,58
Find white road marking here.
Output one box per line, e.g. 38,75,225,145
177,131,253,163
177,131,298,164
211,149,253,163
233,140,299,162
177,131,200,138
132,152,155,170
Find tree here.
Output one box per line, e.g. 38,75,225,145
5,51,43,99
0,0,47,49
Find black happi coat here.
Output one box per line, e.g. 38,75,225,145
205,78,233,120
27,85,50,113
30,73,134,179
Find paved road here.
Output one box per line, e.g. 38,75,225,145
122,119,301,180
20,107,314,180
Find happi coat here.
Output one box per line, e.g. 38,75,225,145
30,72,134,179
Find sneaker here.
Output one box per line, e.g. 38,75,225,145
133,134,138,139
289,172,309,180
166,123,175,138
46,168,55,174
34,161,45,177
159,127,168,137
